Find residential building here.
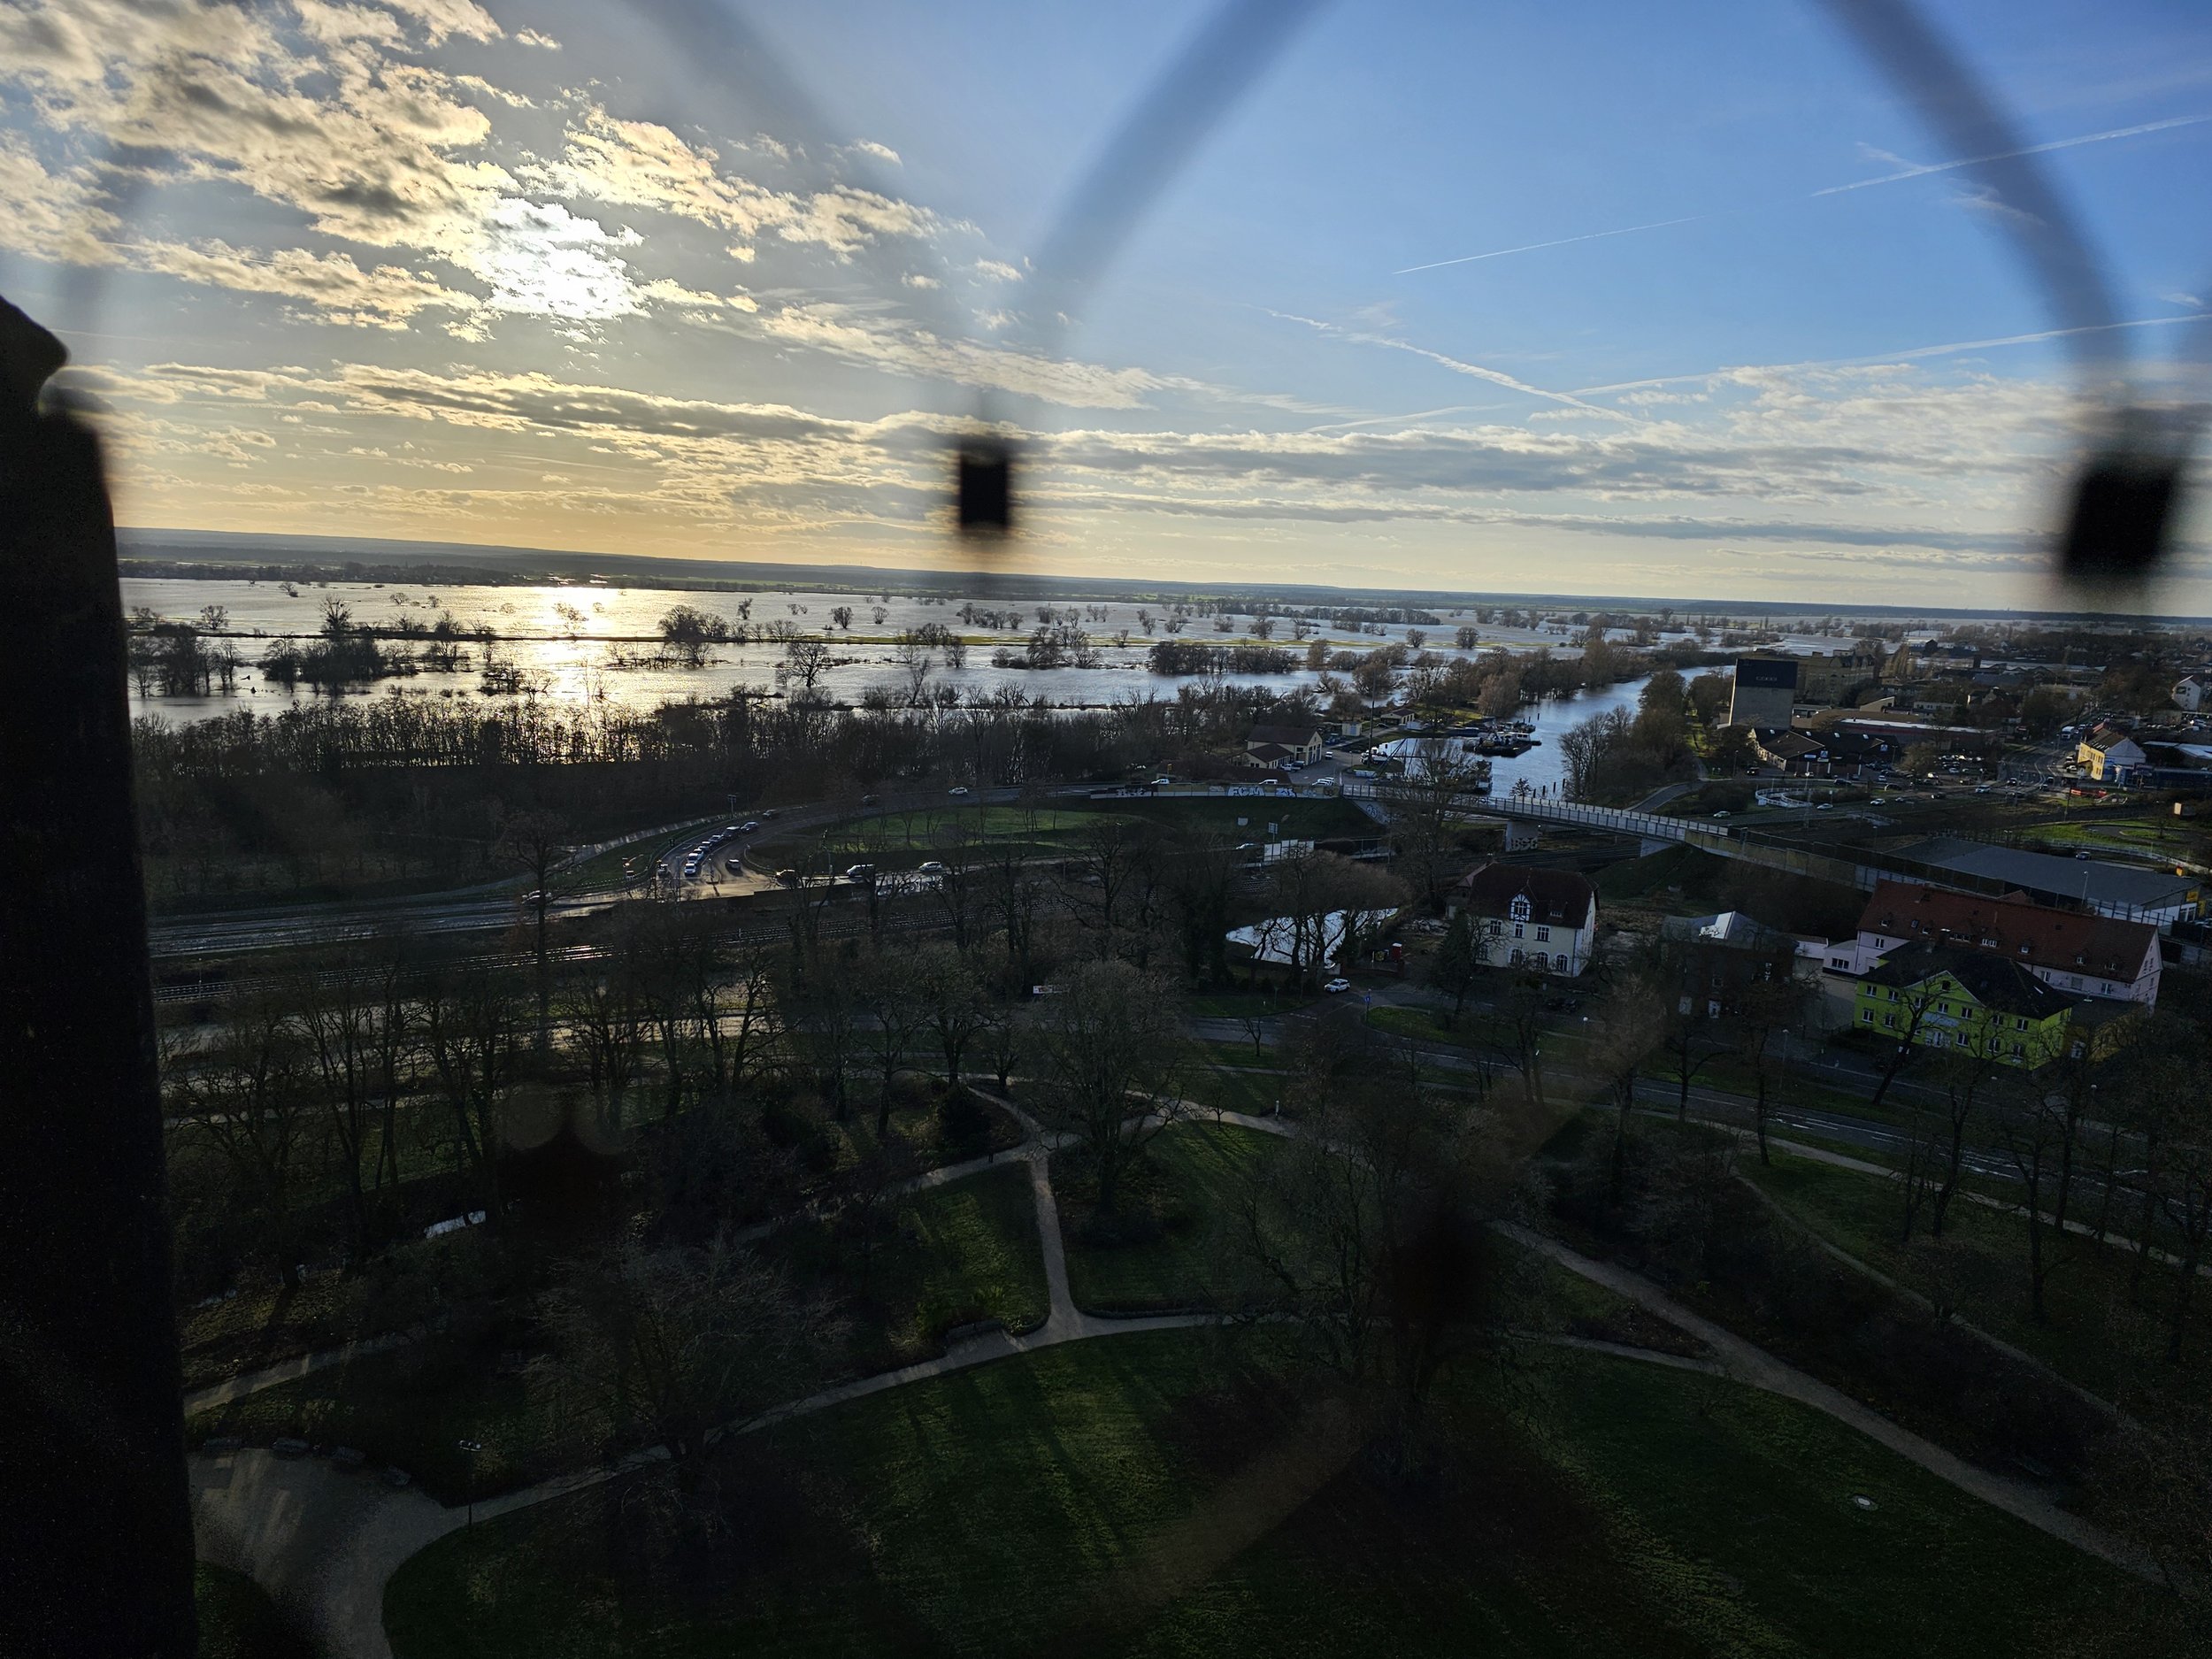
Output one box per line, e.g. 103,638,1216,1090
1245,723,1325,764
1451,864,1598,977
1750,729,1829,775
1853,942,2078,1068
2077,725,2148,783
1837,879,2162,1004
2174,674,2208,713
1728,657,1797,728
1659,910,1822,1018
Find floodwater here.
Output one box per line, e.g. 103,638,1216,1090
119,576,1655,794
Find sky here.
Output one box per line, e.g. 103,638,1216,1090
4,0,2210,610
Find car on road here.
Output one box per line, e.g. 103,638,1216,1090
948,785,971,796
1323,978,1352,994
775,868,798,885
918,860,946,875
761,808,780,818
1711,810,1730,818
861,793,879,805
741,819,760,833
844,864,877,882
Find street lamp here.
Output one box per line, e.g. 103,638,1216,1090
457,1439,483,1532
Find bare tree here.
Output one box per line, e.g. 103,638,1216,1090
167,995,315,1286
1031,960,1186,1223
535,1240,837,1511
1734,976,1810,1164
495,807,572,1049
859,950,926,1135
419,964,520,1225
1990,1081,2071,1325
1235,1067,1508,1459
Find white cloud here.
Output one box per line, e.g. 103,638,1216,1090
514,27,560,50
842,139,901,165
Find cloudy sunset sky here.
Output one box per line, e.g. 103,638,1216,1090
4,0,2209,608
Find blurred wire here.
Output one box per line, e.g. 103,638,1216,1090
1814,0,2202,591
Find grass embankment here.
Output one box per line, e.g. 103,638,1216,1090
386,1332,2186,1658
1740,1149,2196,1412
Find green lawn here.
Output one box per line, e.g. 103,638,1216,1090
187,1165,1047,1502
196,1563,312,1659
768,1159,1050,1371
186,1337,557,1504
385,1333,2186,1659
1060,1121,1281,1313
1740,1150,2192,1413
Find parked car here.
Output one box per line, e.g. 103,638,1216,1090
1323,978,1352,994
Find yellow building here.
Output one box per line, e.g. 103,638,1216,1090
1853,941,2077,1068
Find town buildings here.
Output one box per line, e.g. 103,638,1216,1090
1831,879,2163,1005
1451,864,1599,977
1852,941,2078,1068
1659,910,1823,1018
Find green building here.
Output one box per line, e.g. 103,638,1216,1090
1853,941,2078,1069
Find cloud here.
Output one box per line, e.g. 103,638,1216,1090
972,258,1022,282
513,27,560,50
528,107,941,258
134,237,480,326
842,139,901,165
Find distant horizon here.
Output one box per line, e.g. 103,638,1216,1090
118,526,2212,627
12,3,2209,618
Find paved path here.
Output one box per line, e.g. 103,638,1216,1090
191,1092,2158,1657
1494,1220,2153,1578
188,1093,1195,1659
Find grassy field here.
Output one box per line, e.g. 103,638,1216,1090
1740,1150,2192,1411
751,795,1379,872
196,1563,313,1659
384,1331,2189,1659
1060,1121,1281,1313
767,1159,1050,1369
187,1337,557,1503
187,1164,1047,1501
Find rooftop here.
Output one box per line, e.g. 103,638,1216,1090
1455,863,1596,925
1862,941,2080,1020
1885,841,2198,915
1856,879,2159,978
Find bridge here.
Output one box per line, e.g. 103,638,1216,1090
1339,780,2016,899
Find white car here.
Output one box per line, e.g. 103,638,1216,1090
949,785,971,797
918,860,946,874
1323,978,1352,994
741,819,761,833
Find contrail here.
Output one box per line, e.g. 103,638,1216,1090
1570,310,2212,396
1397,113,2208,276
1810,112,2211,195
1394,216,1708,275
1268,309,1633,421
